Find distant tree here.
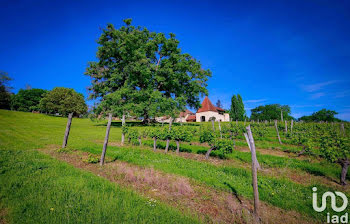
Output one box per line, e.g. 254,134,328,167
39,87,87,116
230,95,238,120
299,109,341,122
0,71,12,110
250,104,292,121
11,88,47,112
237,94,245,121
216,99,223,108
229,94,245,121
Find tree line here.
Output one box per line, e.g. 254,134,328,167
0,72,87,116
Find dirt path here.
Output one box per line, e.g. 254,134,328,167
40,146,319,224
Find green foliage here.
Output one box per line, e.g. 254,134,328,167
39,87,87,116
299,109,341,122
199,128,214,143
127,128,140,145
85,19,211,121
0,71,12,109
250,104,292,121
82,153,100,163
171,127,193,142
230,94,245,121
320,131,349,163
212,138,234,155
11,88,47,112
121,125,129,134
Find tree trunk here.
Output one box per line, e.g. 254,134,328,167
165,117,173,153
218,120,222,139
138,136,142,146
62,112,73,148
100,113,112,166
176,140,180,154
245,125,260,221
339,159,349,185
153,137,157,151
205,147,215,159
211,119,215,131
274,120,282,144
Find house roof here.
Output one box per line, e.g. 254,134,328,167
179,109,194,117
186,114,196,121
197,96,225,113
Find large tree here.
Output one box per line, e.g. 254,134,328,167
85,19,211,122
0,71,12,110
39,87,87,116
299,109,341,122
250,104,292,121
11,88,47,112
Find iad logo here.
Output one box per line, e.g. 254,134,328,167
312,187,348,223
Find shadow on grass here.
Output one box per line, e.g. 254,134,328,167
224,182,243,204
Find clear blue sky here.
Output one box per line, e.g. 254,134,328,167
1,0,350,120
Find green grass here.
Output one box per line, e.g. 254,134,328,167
142,139,346,181
1,110,348,222
0,110,198,223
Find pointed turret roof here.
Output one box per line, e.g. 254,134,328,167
197,96,225,113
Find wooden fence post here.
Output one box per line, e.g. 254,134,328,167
281,109,284,122
62,112,73,148
244,132,261,170
284,120,287,133
291,120,294,134
153,137,157,151
274,120,282,145
211,119,215,131
246,125,260,221
341,123,345,136
165,117,173,153
218,120,222,139
100,113,112,166
121,113,125,145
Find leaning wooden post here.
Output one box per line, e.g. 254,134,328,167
244,132,261,170
246,125,260,221
274,120,282,145
62,112,73,148
218,120,222,139
165,117,173,153
100,113,112,166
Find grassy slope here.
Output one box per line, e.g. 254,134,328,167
0,110,348,222
0,110,197,223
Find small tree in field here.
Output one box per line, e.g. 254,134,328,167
171,127,193,153
320,131,350,185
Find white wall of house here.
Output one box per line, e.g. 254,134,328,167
195,111,230,122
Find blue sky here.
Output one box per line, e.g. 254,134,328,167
1,0,350,120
